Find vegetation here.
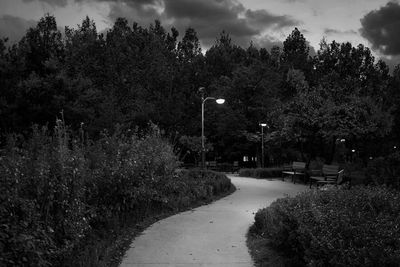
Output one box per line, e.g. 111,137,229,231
239,167,283,179
0,120,234,266
248,186,400,266
2,12,400,267
1,15,399,166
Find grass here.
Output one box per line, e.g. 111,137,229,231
94,177,236,267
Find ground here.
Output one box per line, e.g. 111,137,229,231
119,175,307,267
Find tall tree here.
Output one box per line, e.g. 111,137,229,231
20,14,64,76
205,31,246,78
282,28,311,72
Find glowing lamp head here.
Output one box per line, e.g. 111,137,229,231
260,123,267,127
216,98,225,104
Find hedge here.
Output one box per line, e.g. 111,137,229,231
239,167,283,179
249,185,400,266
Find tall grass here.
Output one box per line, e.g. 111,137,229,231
0,120,234,266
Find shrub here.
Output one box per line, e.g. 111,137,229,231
238,168,255,177
239,167,283,179
0,122,234,266
366,152,400,189
216,162,234,172
254,168,283,178
250,186,400,266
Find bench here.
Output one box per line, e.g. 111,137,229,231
309,164,342,188
282,161,306,183
316,169,344,187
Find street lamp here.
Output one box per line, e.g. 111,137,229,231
200,87,225,169
260,123,268,168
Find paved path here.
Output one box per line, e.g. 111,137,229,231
120,175,308,267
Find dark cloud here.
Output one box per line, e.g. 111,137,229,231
0,15,37,44
102,0,299,49
19,0,299,50
360,1,400,55
84,0,162,8
161,0,299,48
22,0,68,7
164,0,244,20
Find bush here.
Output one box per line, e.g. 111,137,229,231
239,167,283,179
366,152,400,189
250,186,400,266
238,168,254,177
0,122,234,266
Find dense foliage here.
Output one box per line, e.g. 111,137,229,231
366,151,400,189
1,15,399,166
239,167,283,179
250,186,400,266
0,121,234,266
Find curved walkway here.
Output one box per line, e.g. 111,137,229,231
120,175,308,267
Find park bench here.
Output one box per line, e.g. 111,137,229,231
309,164,343,188
282,161,306,183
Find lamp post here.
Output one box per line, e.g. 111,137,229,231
200,87,225,170
260,123,267,168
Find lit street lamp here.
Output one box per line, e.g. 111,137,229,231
260,123,268,168
200,87,225,169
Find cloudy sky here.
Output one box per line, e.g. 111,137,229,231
1,0,400,67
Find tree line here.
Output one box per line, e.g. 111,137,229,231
1,14,399,165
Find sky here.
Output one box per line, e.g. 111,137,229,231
1,0,400,68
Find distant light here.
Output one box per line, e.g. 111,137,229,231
394,146,397,149
352,149,356,153
216,98,225,104
340,139,346,142
369,157,373,160
260,123,267,127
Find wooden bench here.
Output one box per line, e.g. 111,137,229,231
282,161,306,183
316,169,344,187
309,164,342,188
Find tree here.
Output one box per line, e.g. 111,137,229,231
177,28,201,61
20,14,64,76
205,31,246,78
279,72,393,163
282,28,312,78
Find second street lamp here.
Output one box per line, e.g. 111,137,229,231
200,87,225,170
260,123,268,168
